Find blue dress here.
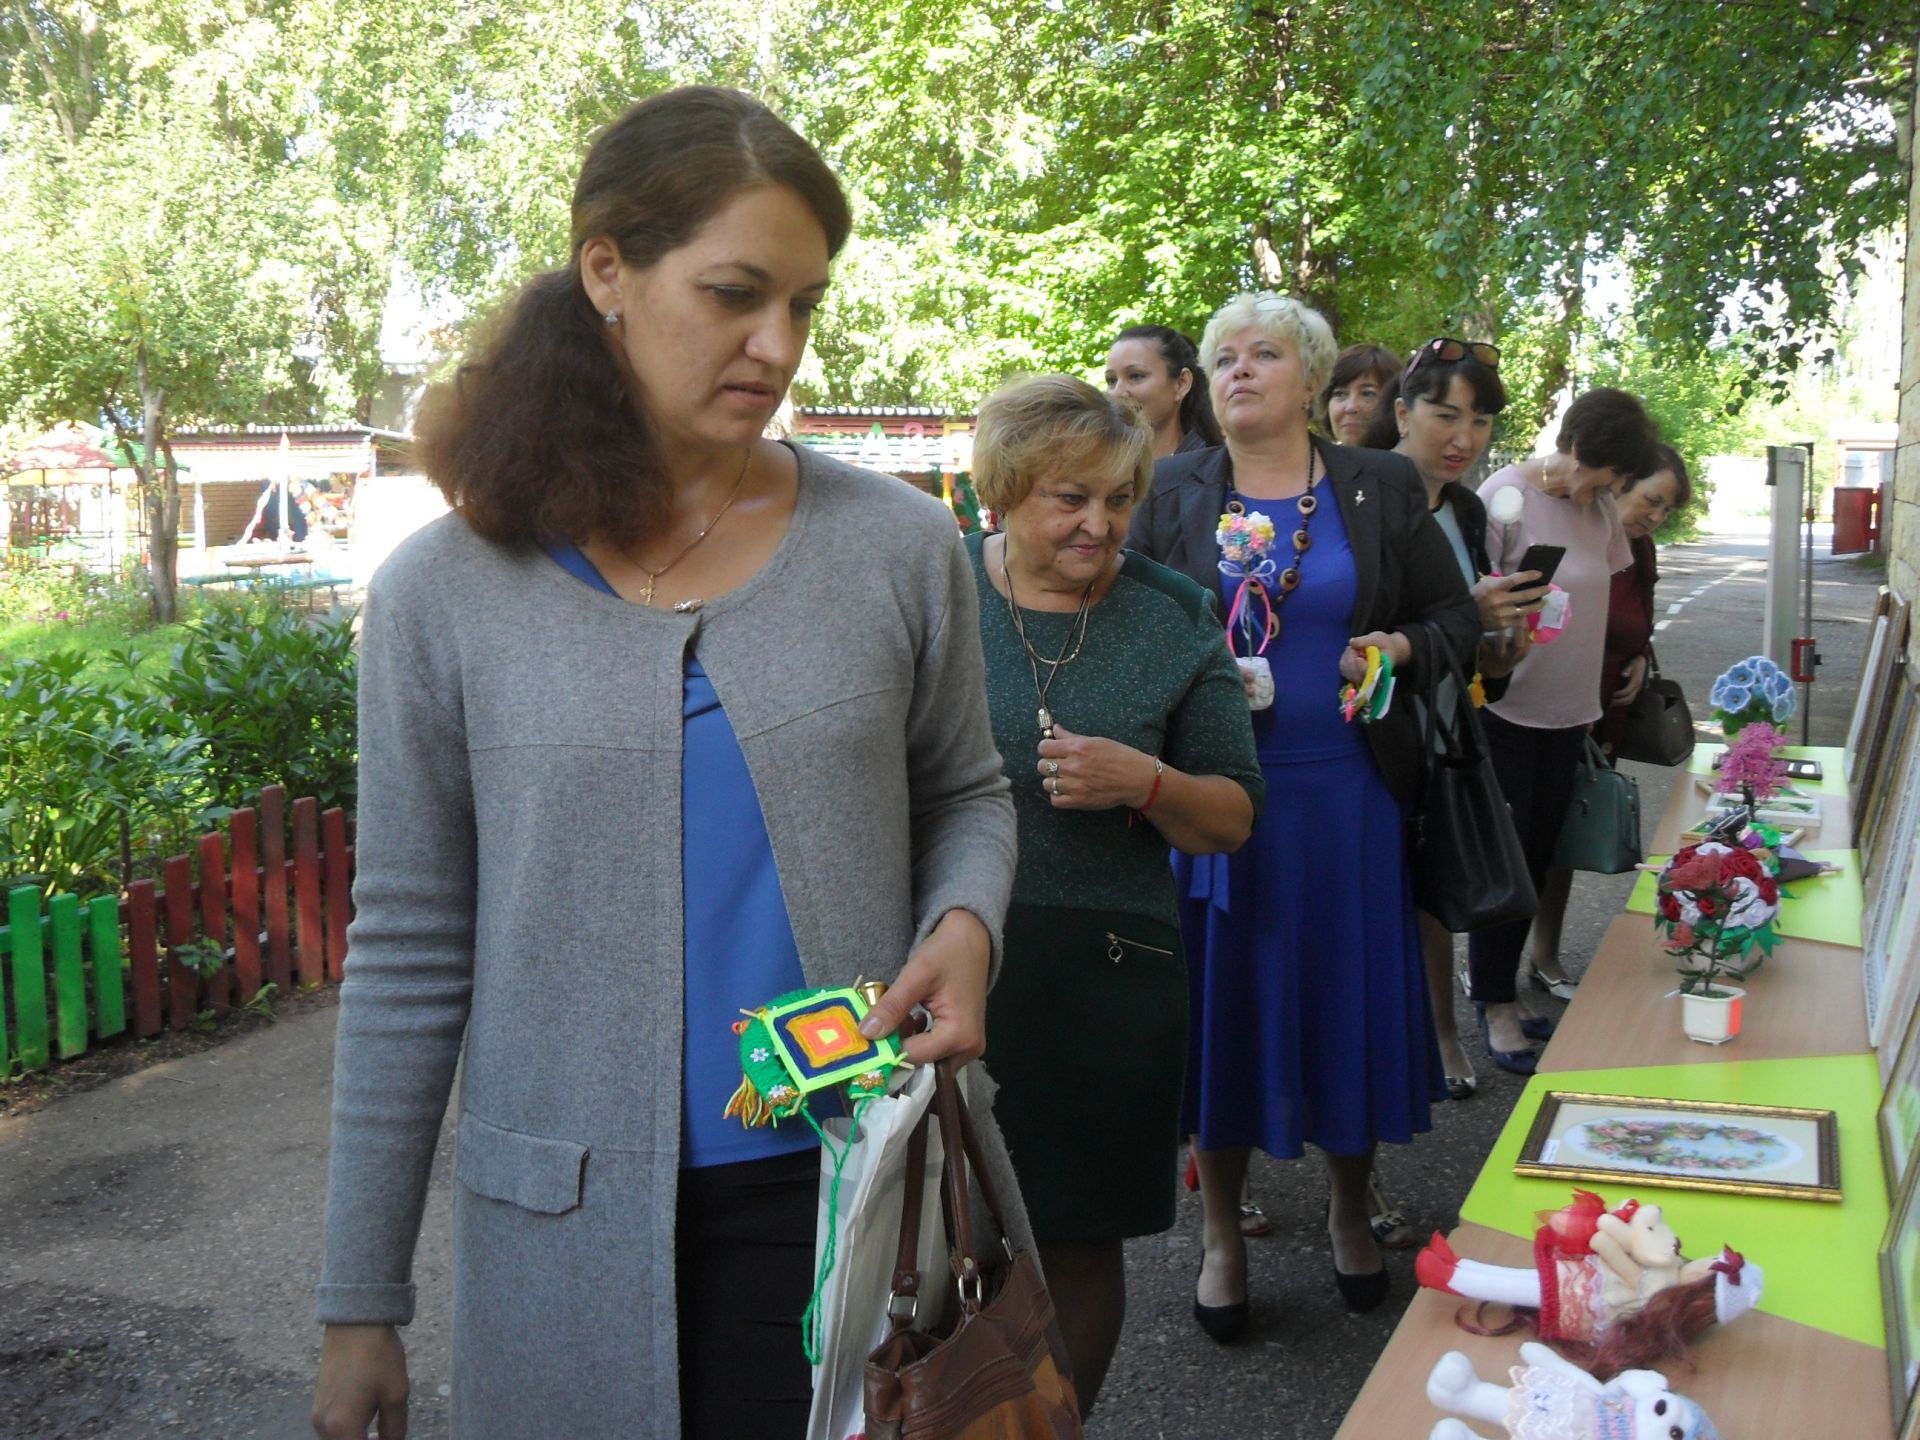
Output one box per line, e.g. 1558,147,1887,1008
1174,491,1439,1158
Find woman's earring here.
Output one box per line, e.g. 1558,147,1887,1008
604,310,620,327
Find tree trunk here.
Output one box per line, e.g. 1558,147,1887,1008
1529,272,1586,439
135,343,178,625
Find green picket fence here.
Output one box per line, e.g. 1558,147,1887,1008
0,886,127,1075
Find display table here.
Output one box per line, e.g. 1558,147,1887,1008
1333,1223,1891,1438
1336,746,1897,1438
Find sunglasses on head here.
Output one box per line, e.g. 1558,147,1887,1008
1404,337,1501,382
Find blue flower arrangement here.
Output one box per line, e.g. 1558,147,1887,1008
1708,654,1796,735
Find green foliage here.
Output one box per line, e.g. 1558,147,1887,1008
173,936,226,979
145,607,360,813
0,599,358,897
1,0,1906,487
0,554,152,631
0,648,210,896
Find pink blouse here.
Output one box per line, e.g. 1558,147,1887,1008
1479,465,1632,730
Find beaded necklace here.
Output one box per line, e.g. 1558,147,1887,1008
1225,442,1319,649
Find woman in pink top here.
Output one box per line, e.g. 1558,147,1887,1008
1467,388,1660,1071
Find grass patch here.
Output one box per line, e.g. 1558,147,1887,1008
0,616,196,678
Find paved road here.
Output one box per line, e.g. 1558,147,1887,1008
0,525,1882,1440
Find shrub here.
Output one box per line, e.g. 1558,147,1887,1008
0,649,211,896
148,606,359,813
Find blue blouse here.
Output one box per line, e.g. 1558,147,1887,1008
544,542,814,1167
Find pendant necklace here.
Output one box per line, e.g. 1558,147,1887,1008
999,536,1095,739
632,447,752,607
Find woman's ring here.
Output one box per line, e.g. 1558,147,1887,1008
1044,759,1060,775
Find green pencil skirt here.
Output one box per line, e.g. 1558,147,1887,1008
984,902,1187,1244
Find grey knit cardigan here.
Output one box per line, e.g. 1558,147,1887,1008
316,445,1021,1437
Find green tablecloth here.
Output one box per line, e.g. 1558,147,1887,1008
1628,849,1864,947
1459,1053,1888,1346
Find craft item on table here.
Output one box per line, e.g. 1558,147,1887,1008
1650,840,1783,991
1415,1189,1763,1377
1708,654,1796,735
725,983,909,1363
1425,1341,1718,1440
1339,644,1396,724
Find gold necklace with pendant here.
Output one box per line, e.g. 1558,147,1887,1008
630,447,752,607
999,536,1096,739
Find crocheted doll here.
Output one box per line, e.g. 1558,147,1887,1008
1426,1342,1718,1440
1416,1191,1762,1377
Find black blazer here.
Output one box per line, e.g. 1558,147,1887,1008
1127,437,1480,804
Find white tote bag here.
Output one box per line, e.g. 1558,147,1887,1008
806,1060,946,1440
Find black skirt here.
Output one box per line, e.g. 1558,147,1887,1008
985,902,1187,1243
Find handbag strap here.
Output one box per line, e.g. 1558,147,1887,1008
884,1062,1016,1329
884,1092,934,1334
1415,619,1486,766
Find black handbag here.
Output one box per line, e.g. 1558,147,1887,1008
1614,646,1694,766
1406,633,1538,933
1553,733,1644,874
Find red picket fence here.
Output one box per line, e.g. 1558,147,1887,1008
1,785,354,1073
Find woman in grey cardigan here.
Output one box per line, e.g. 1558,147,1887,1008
311,89,1018,1439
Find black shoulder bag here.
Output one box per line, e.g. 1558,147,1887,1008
1613,645,1695,767
1405,628,1538,933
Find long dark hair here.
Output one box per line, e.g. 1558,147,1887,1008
413,87,852,547
1360,352,1508,451
1112,324,1221,446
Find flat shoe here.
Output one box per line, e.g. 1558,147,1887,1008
1474,1005,1540,1076
1445,1071,1478,1101
1519,1013,1557,1042
1486,1044,1539,1076
1531,972,1579,1003
1239,1201,1273,1238
1365,1174,1419,1251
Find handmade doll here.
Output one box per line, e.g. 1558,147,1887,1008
1426,1342,1718,1440
1416,1191,1762,1377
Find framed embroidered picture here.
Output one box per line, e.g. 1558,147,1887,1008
1515,1091,1840,1202
1882,1157,1920,1438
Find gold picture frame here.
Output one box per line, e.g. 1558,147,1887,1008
1881,1157,1920,1438
1514,1091,1840,1202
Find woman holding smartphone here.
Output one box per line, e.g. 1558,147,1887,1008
1467,388,1660,1072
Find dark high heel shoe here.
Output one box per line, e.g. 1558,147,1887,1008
1329,1199,1390,1313
1193,1257,1248,1342
1332,1262,1390,1313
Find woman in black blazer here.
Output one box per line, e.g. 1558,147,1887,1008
1127,292,1477,1337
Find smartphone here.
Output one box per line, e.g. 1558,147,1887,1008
1515,543,1566,588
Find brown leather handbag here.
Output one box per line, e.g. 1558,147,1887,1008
862,1062,1082,1440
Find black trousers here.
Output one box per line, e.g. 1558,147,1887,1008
1466,710,1591,1004
676,1147,818,1436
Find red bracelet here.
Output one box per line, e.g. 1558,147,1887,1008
1139,757,1165,813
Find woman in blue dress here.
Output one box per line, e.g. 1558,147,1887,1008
1127,292,1479,1336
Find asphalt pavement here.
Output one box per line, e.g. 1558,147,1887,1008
0,521,1884,1440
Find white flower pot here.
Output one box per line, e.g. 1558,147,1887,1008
1680,987,1745,1045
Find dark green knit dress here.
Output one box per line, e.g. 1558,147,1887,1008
968,532,1264,1242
